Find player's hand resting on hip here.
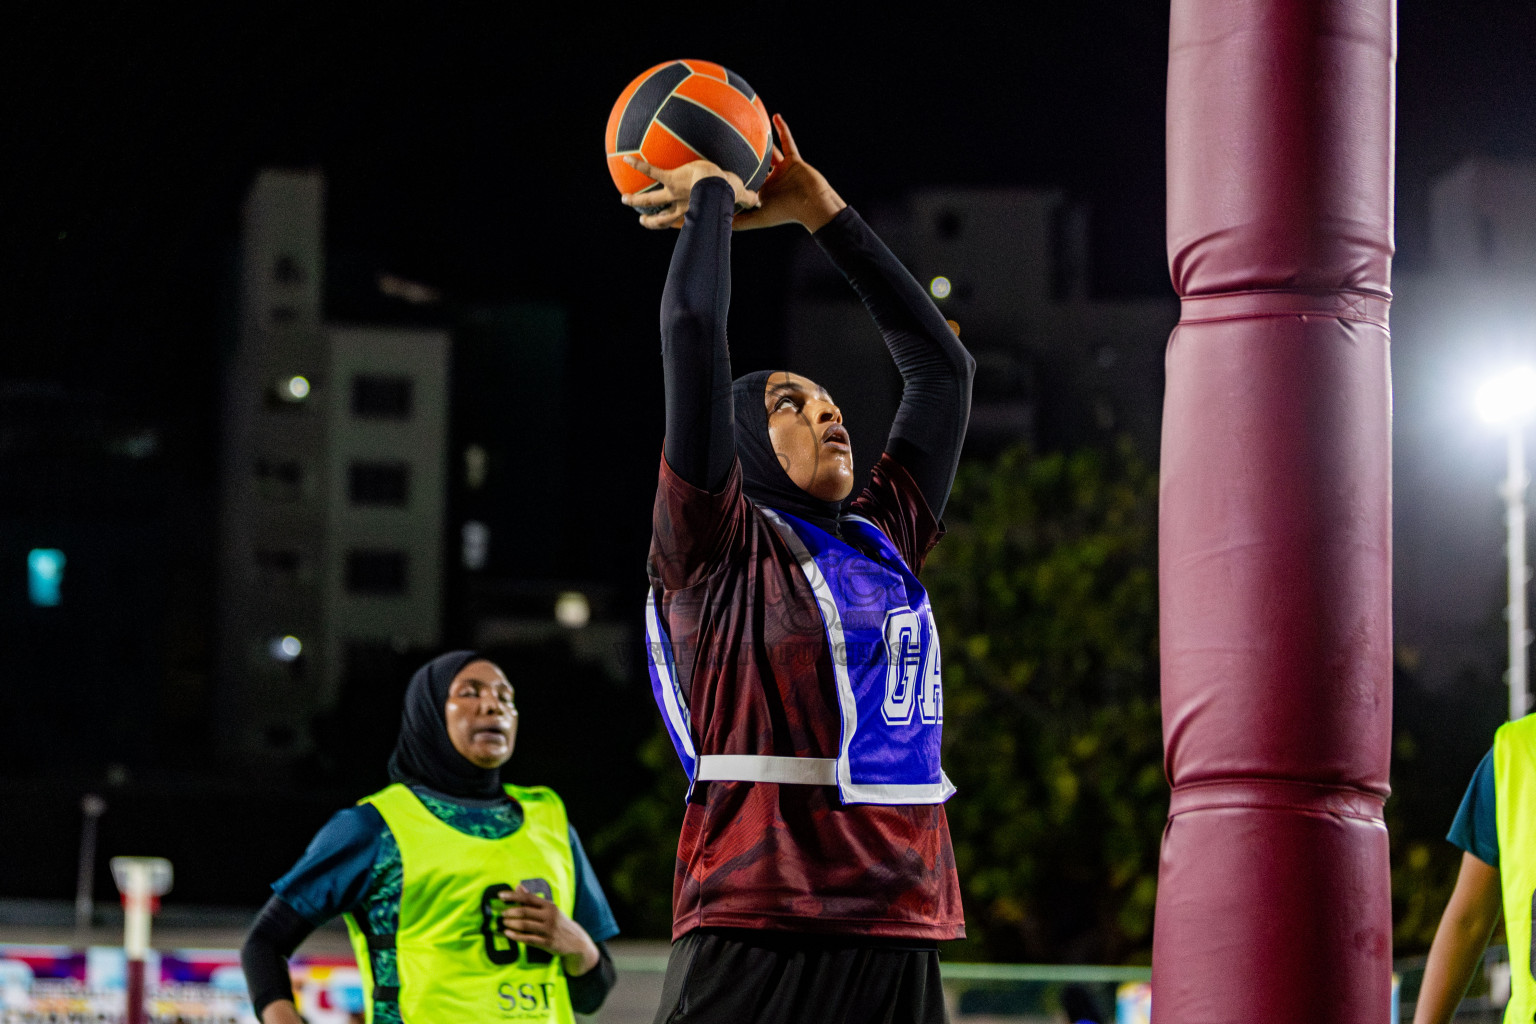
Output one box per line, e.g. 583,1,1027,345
621,157,758,230
498,884,601,977
731,114,847,233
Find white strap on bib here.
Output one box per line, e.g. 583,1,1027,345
695,755,838,786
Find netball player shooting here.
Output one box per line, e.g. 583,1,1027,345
625,110,976,1024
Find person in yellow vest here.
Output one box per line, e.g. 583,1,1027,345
1412,714,1536,1024
240,650,619,1024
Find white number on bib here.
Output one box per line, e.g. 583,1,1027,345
882,609,923,725
918,627,943,725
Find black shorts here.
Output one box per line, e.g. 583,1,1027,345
652,928,949,1024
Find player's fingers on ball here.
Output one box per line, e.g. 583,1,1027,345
774,114,800,157
643,162,672,184
622,191,660,208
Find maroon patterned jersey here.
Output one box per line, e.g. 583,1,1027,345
648,451,965,941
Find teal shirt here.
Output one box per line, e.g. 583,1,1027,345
1448,749,1499,868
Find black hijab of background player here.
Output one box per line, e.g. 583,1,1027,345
386,649,504,800
731,370,844,533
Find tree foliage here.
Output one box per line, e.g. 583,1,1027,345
589,726,688,937
923,440,1164,964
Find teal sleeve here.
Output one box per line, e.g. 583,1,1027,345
272,804,387,924
1447,749,1498,868
569,824,619,942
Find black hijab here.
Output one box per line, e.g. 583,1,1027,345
386,649,505,799
732,370,845,532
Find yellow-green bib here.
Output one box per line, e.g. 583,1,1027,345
1494,714,1536,1024
346,783,577,1024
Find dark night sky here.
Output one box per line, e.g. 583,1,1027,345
3,1,1536,544
6,3,1535,399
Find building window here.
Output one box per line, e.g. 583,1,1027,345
352,375,413,419
254,548,305,586
274,255,304,285
1049,201,1089,302
346,549,408,595
935,209,963,240
253,458,306,501
349,461,410,506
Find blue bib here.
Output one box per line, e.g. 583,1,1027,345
645,507,954,806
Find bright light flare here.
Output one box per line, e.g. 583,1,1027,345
554,591,590,629
286,376,311,400
929,276,952,300
1477,366,1536,426
269,635,303,662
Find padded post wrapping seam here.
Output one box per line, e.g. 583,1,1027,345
1167,778,1386,825
1179,290,1390,327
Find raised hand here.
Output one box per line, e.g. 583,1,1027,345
731,114,847,233
621,157,758,230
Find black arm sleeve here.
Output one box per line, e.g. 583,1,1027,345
814,207,976,519
566,941,617,1016
241,896,315,1018
660,176,738,492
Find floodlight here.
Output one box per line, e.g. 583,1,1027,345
1476,366,1536,426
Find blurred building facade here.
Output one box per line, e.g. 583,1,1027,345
217,170,643,786
785,186,1177,483
1392,156,1536,700
217,170,448,768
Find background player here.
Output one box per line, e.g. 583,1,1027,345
240,650,618,1024
629,114,975,1024
1412,713,1536,1024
